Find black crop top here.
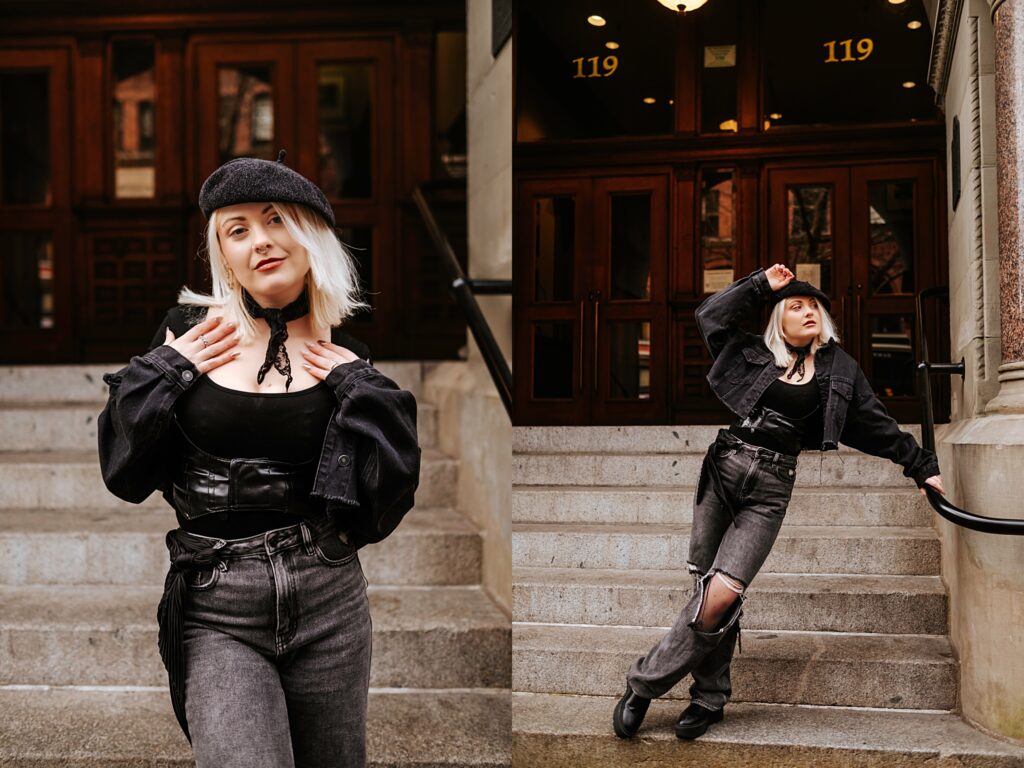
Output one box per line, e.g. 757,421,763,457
728,375,823,455
172,375,337,538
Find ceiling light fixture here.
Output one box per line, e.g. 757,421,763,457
643,97,657,104
719,119,738,132
587,15,607,26
656,0,710,12
902,81,916,88
907,20,922,29
606,41,620,50
887,0,907,4
769,112,782,120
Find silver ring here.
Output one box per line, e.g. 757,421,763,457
199,334,209,348
329,360,340,371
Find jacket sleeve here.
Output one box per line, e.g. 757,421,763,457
96,313,201,503
316,359,421,547
839,367,940,488
694,268,774,358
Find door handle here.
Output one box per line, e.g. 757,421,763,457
593,291,601,394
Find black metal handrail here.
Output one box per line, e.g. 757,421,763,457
412,185,512,417
915,286,1024,534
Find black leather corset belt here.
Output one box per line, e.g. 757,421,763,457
170,413,323,522
733,404,808,457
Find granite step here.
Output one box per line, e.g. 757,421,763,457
513,425,924,454
512,692,1024,768
0,400,438,452
512,486,932,527
513,523,940,576
514,451,927,489
0,507,482,586
0,448,456,510
0,583,510,689
513,624,956,710
0,686,511,767
512,567,947,635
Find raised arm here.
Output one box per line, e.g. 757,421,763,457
694,267,775,358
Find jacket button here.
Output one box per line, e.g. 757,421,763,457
338,454,350,467
181,370,194,382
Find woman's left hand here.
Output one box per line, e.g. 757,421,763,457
300,339,361,380
920,474,945,497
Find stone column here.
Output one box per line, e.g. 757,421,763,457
987,0,1024,412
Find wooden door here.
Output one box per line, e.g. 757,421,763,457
0,48,72,363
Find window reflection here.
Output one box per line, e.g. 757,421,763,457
785,185,832,293
868,181,915,294
609,321,651,399
218,65,275,162
534,197,575,302
701,169,735,292
699,0,739,134
318,63,372,198
0,72,50,205
1,232,53,328
113,40,156,199
870,315,915,397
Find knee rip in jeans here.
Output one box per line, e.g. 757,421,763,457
691,569,746,637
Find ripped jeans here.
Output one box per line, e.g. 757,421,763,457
627,429,798,708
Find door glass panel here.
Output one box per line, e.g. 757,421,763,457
610,193,650,300
435,31,467,180
318,63,373,198
785,185,833,294
112,40,156,199
870,315,915,397
701,169,736,292
533,322,574,399
534,197,575,302
609,321,651,400
0,72,50,205
699,0,739,133
339,226,373,321
218,65,275,163
868,181,915,294
1,232,54,328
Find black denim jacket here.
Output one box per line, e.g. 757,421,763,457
97,307,421,548
695,268,940,488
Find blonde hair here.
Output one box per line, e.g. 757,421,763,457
176,202,370,340
763,295,840,368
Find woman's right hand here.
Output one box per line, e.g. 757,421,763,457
765,263,795,292
163,315,241,374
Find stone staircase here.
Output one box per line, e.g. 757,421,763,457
512,426,1024,767
0,362,510,767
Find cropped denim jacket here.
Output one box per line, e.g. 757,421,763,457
695,268,940,488
97,308,421,548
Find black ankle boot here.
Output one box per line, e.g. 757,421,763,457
612,685,651,738
674,701,724,739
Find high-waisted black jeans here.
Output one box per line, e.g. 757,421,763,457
167,516,371,767
627,428,798,708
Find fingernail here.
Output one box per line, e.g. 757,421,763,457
317,339,327,345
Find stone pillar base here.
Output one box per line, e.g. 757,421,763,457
984,363,1024,414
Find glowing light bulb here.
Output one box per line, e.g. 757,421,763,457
719,119,738,132
656,0,709,10
606,41,620,50
902,81,916,89
587,15,606,26
907,20,922,29
769,112,782,120
643,97,657,104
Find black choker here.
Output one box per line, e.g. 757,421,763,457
241,286,310,391
784,341,813,380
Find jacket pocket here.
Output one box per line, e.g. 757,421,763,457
830,377,854,401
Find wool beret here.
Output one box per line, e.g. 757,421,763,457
198,149,335,227
770,279,832,313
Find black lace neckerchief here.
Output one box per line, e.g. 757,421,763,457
241,285,311,391
784,340,814,381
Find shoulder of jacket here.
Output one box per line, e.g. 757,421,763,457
165,305,207,336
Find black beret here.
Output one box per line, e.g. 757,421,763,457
770,279,832,312
198,149,335,227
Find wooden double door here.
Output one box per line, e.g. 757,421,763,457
515,159,945,425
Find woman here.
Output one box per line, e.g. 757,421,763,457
97,151,421,767
612,263,944,741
